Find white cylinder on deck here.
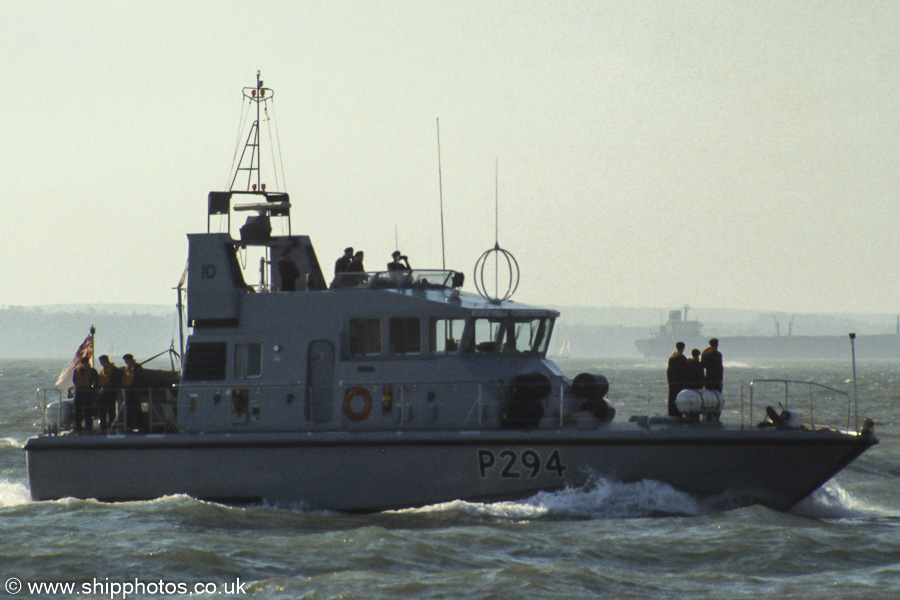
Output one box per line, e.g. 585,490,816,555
675,388,724,417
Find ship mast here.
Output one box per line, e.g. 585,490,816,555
230,70,274,192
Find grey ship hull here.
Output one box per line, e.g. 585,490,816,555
25,425,875,512
635,334,900,361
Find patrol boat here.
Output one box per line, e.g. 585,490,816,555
24,75,877,512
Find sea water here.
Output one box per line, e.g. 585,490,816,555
1,358,899,599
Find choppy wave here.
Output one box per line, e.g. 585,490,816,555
8,478,884,520
0,478,31,507
4,475,884,522
88,477,874,522
393,477,894,522
791,481,898,519
393,478,706,520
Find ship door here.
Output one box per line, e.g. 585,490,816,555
307,340,334,423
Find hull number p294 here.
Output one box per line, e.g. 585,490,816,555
477,449,567,479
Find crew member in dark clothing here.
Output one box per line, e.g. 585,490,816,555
278,248,301,291
343,250,367,286
97,354,122,430
334,247,353,276
122,353,145,431
72,357,98,431
701,338,724,392
348,250,365,272
387,250,412,272
684,349,704,390
666,341,687,417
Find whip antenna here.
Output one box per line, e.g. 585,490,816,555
436,118,446,270
474,157,519,304
494,157,499,244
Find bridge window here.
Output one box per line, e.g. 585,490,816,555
350,318,381,356
503,318,551,355
431,318,465,354
469,318,503,353
390,318,421,355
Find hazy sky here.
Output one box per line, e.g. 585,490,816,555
3,1,899,314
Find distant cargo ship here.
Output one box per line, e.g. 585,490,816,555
635,307,900,361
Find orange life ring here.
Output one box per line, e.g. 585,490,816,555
344,387,372,422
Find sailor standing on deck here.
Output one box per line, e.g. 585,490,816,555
666,342,687,417
701,338,724,392
72,357,98,432
348,250,365,272
342,250,367,286
97,355,122,431
684,349,704,390
334,247,353,277
278,247,301,291
387,251,412,272
122,354,145,431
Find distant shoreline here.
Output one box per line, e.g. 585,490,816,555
4,303,896,361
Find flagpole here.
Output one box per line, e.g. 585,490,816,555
90,325,96,368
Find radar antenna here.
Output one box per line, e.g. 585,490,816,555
474,158,519,304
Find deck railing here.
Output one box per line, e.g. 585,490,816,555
37,387,177,436
35,375,859,436
36,388,63,435
742,379,853,432
330,269,462,291
603,379,855,432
